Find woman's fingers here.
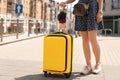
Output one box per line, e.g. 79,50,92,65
96,12,103,23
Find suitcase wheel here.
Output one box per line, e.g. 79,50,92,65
44,71,47,77
64,73,71,78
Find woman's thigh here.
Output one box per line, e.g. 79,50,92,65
88,30,97,43
59,23,62,29
80,31,89,41
62,23,66,28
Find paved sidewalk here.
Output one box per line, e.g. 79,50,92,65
0,35,120,80
0,33,44,45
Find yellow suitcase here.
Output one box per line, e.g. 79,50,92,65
43,32,73,78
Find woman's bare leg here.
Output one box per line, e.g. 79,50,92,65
80,31,91,66
62,23,66,33
59,23,62,32
88,30,100,66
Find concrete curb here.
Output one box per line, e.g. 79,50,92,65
0,34,44,46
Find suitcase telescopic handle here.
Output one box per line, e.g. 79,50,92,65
53,32,67,34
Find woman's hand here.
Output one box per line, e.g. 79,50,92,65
59,0,75,7
96,11,103,23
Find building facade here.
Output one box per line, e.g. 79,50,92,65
0,0,44,33
43,0,59,33
103,0,120,35
0,0,59,34
0,0,17,33
23,0,30,18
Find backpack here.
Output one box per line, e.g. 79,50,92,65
58,11,66,21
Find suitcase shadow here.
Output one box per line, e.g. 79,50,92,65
15,72,91,80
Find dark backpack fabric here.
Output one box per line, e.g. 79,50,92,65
58,11,66,21
73,3,89,16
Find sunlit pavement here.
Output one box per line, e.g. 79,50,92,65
0,35,120,80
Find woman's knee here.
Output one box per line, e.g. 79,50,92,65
88,30,97,43
88,32,99,48
80,31,89,42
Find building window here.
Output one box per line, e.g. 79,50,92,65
112,0,120,9
4,0,6,5
3,8,6,12
103,0,105,11
12,0,14,3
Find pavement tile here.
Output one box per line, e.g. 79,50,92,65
103,65,120,80
0,76,14,80
0,36,120,80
